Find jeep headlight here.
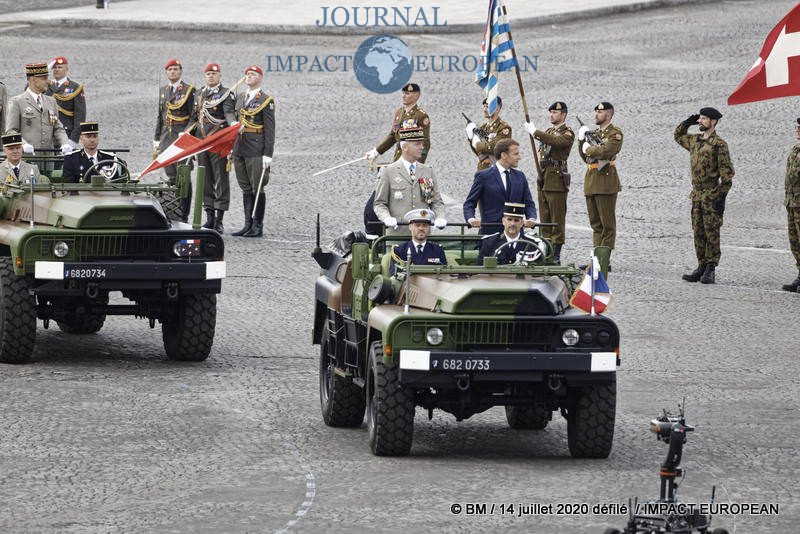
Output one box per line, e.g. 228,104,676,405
426,327,444,346
562,328,579,346
173,239,201,257
54,241,69,258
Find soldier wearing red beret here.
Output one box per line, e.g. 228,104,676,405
45,56,86,147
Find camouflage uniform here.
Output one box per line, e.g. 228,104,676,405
534,123,574,244
470,117,511,170
785,143,800,270
578,124,623,249
376,104,430,163
674,122,734,266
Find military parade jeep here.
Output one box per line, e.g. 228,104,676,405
0,157,224,364
312,226,620,457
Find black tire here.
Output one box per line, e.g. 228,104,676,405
319,328,366,427
162,294,216,361
56,295,108,334
567,383,616,458
0,257,36,364
157,189,184,222
505,404,549,430
366,340,415,456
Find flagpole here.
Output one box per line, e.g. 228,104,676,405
590,256,596,317
501,2,543,184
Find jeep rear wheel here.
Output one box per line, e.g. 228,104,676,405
0,257,36,364
366,341,415,456
505,404,550,430
162,294,216,361
320,328,365,427
567,383,616,458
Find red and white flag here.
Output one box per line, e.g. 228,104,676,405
729,3,800,105
569,256,613,314
139,122,242,178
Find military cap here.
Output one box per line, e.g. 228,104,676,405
402,83,420,93
80,122,99,134
549,101,567,112
245,65,263,75
164,59,181,69
482,96,503,107
1,133,22,147
25,63,48,77
503,202,525,218
204,63,220,73
398,126,425,142
404,208,435,224
699,107,722,120
53,56,68,65
595,102,614,111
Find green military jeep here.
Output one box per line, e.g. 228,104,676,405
0,155,224,364
312,227,619,457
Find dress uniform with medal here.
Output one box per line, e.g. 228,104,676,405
465,96,512,171
45,56,87,145
62,122,121,183
0,133,45,184
477,202,535,265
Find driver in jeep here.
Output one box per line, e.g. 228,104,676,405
478,201,543,265
62,121,121,183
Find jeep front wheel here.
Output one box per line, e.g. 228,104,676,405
567,383,616,458
0,257,36,364
505,404,550,430
366,341,415,456
320,328,365,427
162,293,216,361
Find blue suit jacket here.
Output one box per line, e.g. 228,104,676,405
390,240,448,275
462,166,537,234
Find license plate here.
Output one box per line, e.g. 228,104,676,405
432,358,491,371
64,268,107,279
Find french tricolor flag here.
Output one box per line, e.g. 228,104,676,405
569,256,613,314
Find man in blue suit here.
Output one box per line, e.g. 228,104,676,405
390,208,448,275
463,138,537,235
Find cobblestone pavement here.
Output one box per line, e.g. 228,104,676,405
1,1,798,532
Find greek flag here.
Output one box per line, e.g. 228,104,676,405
476,0,519,115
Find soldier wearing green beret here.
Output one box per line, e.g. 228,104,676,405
525,101,574,264
675,106,734,285
465,97,512,171
577,102,623,266
782,118,800,293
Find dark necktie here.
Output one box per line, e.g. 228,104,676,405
416,244,423,255
13,166,20,178
504,170,510,200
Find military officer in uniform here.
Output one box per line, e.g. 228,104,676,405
364,82,430,232
6,63,71,155
1,133,45,184
373,126,446,236
194,62,236,233
46,57,86,147
675,107,734,285
525,101,574,264
154,59,196,221
62,122,121,183
232,65,275,238
478,202,535,265
465,96,511,170
389,208,448,275
577,102,623,266
782,119,800,293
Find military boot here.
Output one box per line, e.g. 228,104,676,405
700,264,716,284
781,270,800,292
682,263,706,282
202,209,215,229
214,210,225,234
553,244,562,265
232,194,254,236
243,192,265,238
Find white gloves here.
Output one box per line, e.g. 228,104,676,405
384,216,398,229
434,218,447,230
60,144,72,156
578,125,589,141
471,136,480,149
153,140,160,150
581,141,589,153
67,139,77,150
366,148,379,160
22,142,35,154
525,121,536,136
262,155,272,168
465,122,476,140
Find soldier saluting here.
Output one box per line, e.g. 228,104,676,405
465,96,511,170
46,56,86,148
782,118,800,293
675,107,734,285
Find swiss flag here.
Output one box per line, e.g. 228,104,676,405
729,3,800,105
139,122,242,178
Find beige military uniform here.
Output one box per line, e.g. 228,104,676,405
534,122,574,244
376,104,430,163
5,90,69,150
373,158,443,235
0,159,45,184
578,123,623,249
470,117,511,170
